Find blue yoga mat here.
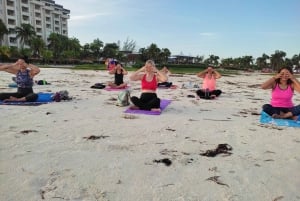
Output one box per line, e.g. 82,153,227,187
260,111,300,128
124,99,171,115
0,92,54,106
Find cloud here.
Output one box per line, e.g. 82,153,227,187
70,12,112,21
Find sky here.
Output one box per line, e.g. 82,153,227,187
54,0,300,59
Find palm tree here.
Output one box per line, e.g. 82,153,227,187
102,43,119,59
160,48,171,64
90,38,103,60
0,46,11,62
15,23,36,48
270,50,286,71
256,54,270,69
0,19,9,46
30,37,45,57
146,43,161,62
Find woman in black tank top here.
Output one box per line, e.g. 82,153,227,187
107,62,128,89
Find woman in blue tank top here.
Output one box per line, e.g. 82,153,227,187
0,56,40,102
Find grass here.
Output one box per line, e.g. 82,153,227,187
64,64,239,75
43,63,298,76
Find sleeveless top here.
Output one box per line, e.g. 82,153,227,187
202,74,216,91
114,70,124,85
16,69,33,88
271,83,293,107
141,74,157,91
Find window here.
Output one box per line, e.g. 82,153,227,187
9,37,17,43
22,7,29,12
8,19,15,25
7,0,14,7
22,15,29,21
7,9,14,16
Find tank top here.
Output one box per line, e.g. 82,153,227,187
114,70,124,85
16,69,33,88
202,73,216,91
271,83,293,107
141,74,157,91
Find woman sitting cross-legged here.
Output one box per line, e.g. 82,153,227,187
107,62,128,89
196,66,222,99
129,60,167,112
261,66,300,120
0,56,40,102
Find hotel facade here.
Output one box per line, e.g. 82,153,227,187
0,0,70,48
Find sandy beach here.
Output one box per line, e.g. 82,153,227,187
0,68,299,201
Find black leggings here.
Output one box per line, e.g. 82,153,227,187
0,87,38,102
262,104,300,116
130,93,160,110
196,89,222,99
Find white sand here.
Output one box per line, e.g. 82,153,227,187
0,68,299,201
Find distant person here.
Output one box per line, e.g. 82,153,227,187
157,66,173,88
107,59,116,71
0,56,40,102
261,66,300,120
196,66,222,99
107,62,128,88
129,60,167,111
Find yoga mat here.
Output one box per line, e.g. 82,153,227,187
104,86,130,91
8,83,17,88
124,99,171,115
260,111,300,128
158,85,178,89
0,92,54,106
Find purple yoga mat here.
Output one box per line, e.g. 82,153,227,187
124,99,171,115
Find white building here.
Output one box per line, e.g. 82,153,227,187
0,0,70,48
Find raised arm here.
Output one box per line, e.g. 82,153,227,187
0,62,19,74
290,74,300,93
130,66,145,81
197,69,208,78
121,66,128,75
261,73,281,90
28,63,40,77
213,69,221,79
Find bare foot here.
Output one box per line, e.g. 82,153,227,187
3,96,19,102
291,116,298,121
129,106,140,110
151,108,161,112
272,114,281,119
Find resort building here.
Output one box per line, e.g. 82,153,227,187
0,0,70,48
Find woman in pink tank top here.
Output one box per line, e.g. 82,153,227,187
261,67,300,120
129,60,167,111
196,66,222,99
